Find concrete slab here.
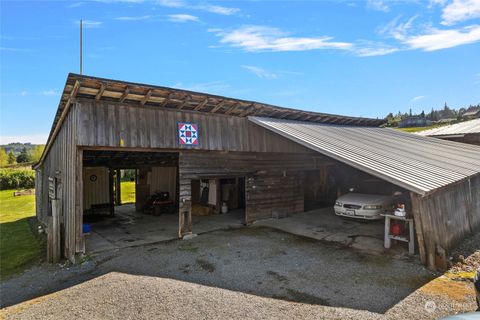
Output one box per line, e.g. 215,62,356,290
85,204,244,254
254,207,400,255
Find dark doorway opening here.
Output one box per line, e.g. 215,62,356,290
190,176,246,230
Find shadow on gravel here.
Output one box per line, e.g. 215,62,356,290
0,226,435,313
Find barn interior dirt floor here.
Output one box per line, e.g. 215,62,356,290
1,210,478,319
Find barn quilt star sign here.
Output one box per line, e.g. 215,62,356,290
178,122,199,146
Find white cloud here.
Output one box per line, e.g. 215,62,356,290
77,20,103,28
379,15,418,41
197,5,240,15
175,81,231,94
0,134,48,145
352,44,399,56
380,15,480,51
20,91,28,96
0,47,31,52
156,0,184,7
67,2,84,8
405,25,480,51
42,89,60,96
209,25,352,52
367,0,389,12
441,0,480,25
168,14,199,23
156,0,239,15
115,15,153,21
411,95,426,102
241,65,278,79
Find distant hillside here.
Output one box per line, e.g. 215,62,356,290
0,143,37,156
384,103,480,127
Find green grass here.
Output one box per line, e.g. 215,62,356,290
121,181,135,204
396,125,446,133
0,189,42,280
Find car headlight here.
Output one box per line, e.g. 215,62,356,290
335,201,343,207
363,205,382,210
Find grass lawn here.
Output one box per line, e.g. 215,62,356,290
0,189,42,280
121,181,135,204
396,125,445,133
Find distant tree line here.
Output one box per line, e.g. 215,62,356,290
0,145,45,167
384,103,480,127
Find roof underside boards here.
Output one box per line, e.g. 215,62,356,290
46,74,382,144
249,117,480,195
416,118,480,137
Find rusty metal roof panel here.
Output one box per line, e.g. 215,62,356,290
249,116,480,195
416,118,480,137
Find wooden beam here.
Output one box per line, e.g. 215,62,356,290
140,89,153,105
194,98,209,111
161,93,173,107
224,102,240,115
96,83,105,100
177,95,191,109
238,103,255,117
119,87,130,103
210,100,225,113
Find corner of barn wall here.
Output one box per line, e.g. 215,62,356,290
34,166,46,224
412,174,480,271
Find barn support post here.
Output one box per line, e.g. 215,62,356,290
51,199,61,263
115,169,121,205
178,176,192,237
410,192,427,265
74,148,84,256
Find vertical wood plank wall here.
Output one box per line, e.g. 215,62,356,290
35,103,82,261
411,174,480,270
76,100,311,153
83,167,109,210
178,151,322,233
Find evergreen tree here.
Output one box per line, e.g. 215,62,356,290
16,147,31,163
7,150,16,164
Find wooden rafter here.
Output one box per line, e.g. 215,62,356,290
194,98,209,111
161,93,173,107
237,103,255,117
224,102,240,115
119,87,130,103
65,80,81,108
177,95,191,109
95,84,105,100
141,89,153,105
210,100,226,113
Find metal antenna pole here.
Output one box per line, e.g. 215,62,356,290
80,19,83,75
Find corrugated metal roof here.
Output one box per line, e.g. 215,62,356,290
416,118,480,137
249,116,480,195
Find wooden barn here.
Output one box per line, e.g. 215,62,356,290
34,74,480,270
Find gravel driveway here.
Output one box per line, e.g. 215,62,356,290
1,226,478,319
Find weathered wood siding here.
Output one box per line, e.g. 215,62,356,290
411,173,480,270
443,133,480,146
177,151,326,231
76,100,311,153
35,103,83,261
83,167,109,210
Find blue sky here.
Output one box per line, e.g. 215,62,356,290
1,0,479,144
